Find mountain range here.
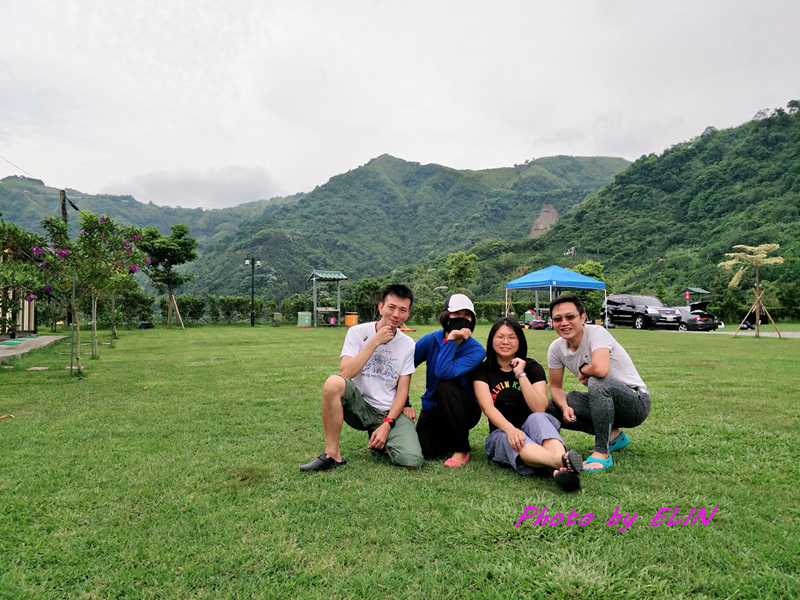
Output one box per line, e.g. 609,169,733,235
3,103,799,310
1,154,629,300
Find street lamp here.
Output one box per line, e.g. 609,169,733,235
245,257,261,327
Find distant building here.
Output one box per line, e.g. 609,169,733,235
2,289,35,334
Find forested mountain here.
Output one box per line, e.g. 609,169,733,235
392,105,800,311
0,174,297,246
188,154,629,297
1,154,629,299
6,102,798,316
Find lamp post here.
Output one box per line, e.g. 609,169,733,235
245,257,261,327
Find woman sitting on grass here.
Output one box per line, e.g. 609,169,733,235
415,294,486,467
472,317,583,492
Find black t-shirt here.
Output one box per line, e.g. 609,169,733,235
472,358,547,432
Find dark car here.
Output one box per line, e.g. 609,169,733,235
521,318,550,330
671,302,720,331
601,294,679,329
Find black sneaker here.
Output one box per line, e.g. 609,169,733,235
299,452,347,472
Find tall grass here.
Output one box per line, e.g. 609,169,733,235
1,324,798,599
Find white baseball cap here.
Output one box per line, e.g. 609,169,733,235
445,293,475,315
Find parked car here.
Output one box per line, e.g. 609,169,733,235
521,318,550,330
601,294,679,329
671,302,721,331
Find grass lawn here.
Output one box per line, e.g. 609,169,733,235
1,323,799,599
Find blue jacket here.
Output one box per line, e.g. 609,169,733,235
415,329,486,411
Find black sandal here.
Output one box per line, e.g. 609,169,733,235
554,449,583,492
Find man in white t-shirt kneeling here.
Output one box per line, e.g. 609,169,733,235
300,284,424,472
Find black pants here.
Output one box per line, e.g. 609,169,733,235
545,376,650,454
416,379,482,459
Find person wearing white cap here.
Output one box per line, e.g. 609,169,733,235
414,294,486,467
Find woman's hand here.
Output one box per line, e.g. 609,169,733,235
506,427,527,451
510,357,526,377
447,328,472,342
562,406,577,423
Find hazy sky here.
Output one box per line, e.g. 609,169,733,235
2,1,799,209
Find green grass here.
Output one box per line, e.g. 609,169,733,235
1,324,799,599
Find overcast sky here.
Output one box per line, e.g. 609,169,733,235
1,1,799,209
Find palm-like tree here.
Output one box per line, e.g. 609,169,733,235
719,244,784,337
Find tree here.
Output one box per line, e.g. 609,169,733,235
347,278,382,322
719,244,784,337
266,299,278,320
413,302,435,325
97,276,145,341
714,288,745,324
446,251,478,294
572,260,606,320
207,295,220,322
571,259,605,281
39,213,145,372
115,286,156,324
777,282,800,320
219,296,238,322
139,224,198,327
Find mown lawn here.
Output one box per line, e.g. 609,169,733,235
1,324,798,599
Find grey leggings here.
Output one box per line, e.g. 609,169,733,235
546,376,651,454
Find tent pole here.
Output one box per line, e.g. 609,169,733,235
504,288,508,317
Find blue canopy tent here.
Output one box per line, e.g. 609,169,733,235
505,265,607,321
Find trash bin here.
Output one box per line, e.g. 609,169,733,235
523,310,536,323
297,312,312,328
345,312,358,327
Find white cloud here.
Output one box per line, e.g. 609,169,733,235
107,165,283,209
2,0,800,207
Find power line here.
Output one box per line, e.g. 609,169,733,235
0,154,80,221
0,154,38,179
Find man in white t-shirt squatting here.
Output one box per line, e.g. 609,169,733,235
300,284,425,472
546,293,651,472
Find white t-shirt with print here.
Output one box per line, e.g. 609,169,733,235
340,321,416,411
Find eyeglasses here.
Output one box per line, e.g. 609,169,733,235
551,313,579,323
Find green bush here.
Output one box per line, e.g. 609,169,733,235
474,301,505,323
207,295,220,322
176,294,207,323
